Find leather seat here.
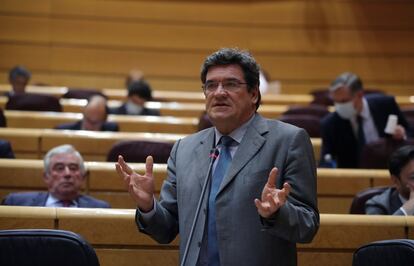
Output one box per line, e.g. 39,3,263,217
283,104,330,119
62,88,107,100
0,229,100,266
353,239,414,266
6,93,62,112
106,140,174,164
349,186,388,214
359,138,414,169
279,114,321,137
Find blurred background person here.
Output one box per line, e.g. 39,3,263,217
366,145,414,215
109,80,160,116
125,68,144,88
56,95,119,131
0,140,15,159
320,72,411,168
2,144,110,208
6,65,31,97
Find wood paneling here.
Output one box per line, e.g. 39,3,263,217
0,0,413,94
0,206,412,266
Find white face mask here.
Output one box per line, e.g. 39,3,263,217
335,101,356,120
125,101,143,115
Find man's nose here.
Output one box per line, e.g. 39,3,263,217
63,166,72,177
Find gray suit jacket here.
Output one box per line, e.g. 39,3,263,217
137,114,319,266
2,192,111,208
365,187,405,215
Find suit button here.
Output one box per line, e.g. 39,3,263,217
198,241,202,247
203,208,207,215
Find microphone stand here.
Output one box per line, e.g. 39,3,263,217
180,148,219,266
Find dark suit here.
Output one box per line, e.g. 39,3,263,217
320,94,411,168
109,104,160,116
0,140,15,158
365,187,405,215
55,120,119,132
2,192,110,208
137,114,319,266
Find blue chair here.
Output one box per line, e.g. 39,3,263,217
353,239,414,266
0,229,100,266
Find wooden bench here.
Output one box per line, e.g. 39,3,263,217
0,128,184,161
0,128,322,162
0,159,391,212
0,96,298,119
4,110,198,134
1,84,413,106
0,206,411,266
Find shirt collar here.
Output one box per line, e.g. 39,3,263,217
45,194,77,207
359,97,370,119
214,113,256,146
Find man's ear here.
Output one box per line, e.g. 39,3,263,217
251,87,259,104
43,172,50,185
391,174,401,188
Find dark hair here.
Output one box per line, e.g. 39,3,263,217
127,80,152,101
9,65,31,81
200,48,261,110
388,145,414,178
329,72,363,95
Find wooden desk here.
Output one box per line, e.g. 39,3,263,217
4,110,198,134
1,84,413,106
0,206,411,266
0,158,391,212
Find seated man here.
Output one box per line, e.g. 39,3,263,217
2,144,110,208
56,95,119,131
6,65,31,97
320,72,411,168
0,140,15,159
109,80,160,116
365,145,414,215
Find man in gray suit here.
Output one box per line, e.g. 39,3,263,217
2,144,110,208
116,48,319,266
366,145,414,215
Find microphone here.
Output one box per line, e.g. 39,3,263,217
181,148,219,266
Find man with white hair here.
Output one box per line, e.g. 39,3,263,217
2,144,110,208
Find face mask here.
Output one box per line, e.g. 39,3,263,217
125,101,143,115
335,101,356,120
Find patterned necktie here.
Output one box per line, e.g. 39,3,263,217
60,200,73,207
207,136,234,266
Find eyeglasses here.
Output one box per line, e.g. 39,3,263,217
202,80,248,94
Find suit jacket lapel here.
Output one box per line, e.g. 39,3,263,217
33,192,48,206
195,128,216,188
218,115,268,194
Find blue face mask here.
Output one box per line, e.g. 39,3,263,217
334,100,356,120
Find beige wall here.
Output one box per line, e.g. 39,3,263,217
0,0,414,94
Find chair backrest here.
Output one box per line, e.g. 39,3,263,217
279,114,321,137
62,88,107,100
283,104,330,119
198,111,213,131
349,186,388,214
0,229,100,266
310,88,384,106
353,239,414,266
0,108,6,127
106,140,174,164
6,93,62,112
359,138,414,169
310,89,333,106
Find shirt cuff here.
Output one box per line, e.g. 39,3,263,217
139,198,157,221
400,206,408,216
